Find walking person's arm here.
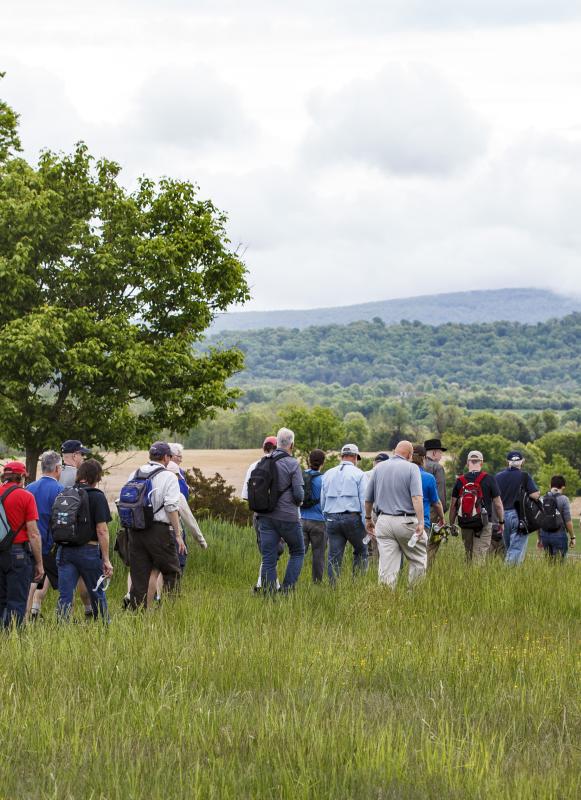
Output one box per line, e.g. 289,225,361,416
358,474,367,527
168,510,186,554
411,495,424,535
492,497,504,534
291,462,304,506
26,520,43,583
448,497,458,526
364,500,375,535
432,500,445,527
96,522,113,578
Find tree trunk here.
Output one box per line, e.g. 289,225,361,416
25,447,42,483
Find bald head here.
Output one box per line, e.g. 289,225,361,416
394,440,413,460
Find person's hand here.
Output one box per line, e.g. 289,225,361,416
570,536,576,549
536,538,544,551
365,519,375,535
199,539,208,550
33,562,43,584
103,560,114,578
415,522,424,536
177,536,186,555
438,517,445,527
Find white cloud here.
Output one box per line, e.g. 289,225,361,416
302,64,488,176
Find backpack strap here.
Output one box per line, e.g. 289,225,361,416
0,485,28,538
474,472,486,487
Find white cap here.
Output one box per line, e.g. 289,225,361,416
341,443,361,460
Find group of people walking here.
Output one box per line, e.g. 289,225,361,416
242,429,577,593
0,440,207,628
0,427,576,627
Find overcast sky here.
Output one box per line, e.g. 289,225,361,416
2,1,581,310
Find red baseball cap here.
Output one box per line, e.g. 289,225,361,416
2,461,28,476
263,436,277,448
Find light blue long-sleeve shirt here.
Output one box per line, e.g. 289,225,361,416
320,461,368,525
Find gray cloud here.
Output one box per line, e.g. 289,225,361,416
302,65,488,176
132,66,255,150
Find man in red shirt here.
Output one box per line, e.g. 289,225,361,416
0,461,43,627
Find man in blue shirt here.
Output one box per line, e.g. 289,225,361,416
26,450,65,620
495,450,539,565
412,445,445,533
300,449,326,583
321,443,368,584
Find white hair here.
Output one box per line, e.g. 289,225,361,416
168,443,184,457
276,427,295,449
40,450,62,474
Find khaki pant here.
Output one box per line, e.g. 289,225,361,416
461,523,492,564
375,514,427,589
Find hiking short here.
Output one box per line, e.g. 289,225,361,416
39,550,59,590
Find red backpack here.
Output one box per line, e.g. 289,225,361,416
457,472,488,531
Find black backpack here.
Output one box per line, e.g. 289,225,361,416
247,452,289,513
50,485,94,546
515,472,543,534
537,493,564,532
301,469,320,509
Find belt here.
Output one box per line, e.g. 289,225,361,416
12,542,30,550
327,511,359,515
377,511,415,517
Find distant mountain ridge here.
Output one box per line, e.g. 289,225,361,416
211,288,581,333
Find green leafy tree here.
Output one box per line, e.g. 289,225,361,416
0,74,20,162
535,431,581,475
343,411,370,450
0,103,248,477
278,405,345,456
535,455,580,496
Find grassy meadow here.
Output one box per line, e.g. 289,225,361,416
0,519,580,800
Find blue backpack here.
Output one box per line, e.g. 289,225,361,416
117,467,166,530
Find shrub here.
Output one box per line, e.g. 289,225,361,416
185,467,253,526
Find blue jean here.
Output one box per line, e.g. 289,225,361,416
504,509,527,565
0,544,33,628
56,544,108,621
540,531,568,559
326,513,368,583
258,517,305,592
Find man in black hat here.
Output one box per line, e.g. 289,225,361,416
423,438,448,566
495,450,539,565
60,439,92,489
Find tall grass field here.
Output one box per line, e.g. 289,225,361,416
1,519,579,799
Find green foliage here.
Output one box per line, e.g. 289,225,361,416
278,405,345,455
0,74,20,162
207,314,581,390
0,131,249,476
536,455,580,496
536,431,581,474
185,467,253,526
0,524,580,798
342,411,370,449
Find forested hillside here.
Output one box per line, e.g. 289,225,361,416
211,288,581,332
207,313,581,390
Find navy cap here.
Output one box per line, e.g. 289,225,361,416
507,450,524,462
61,439,91,455
374,453,390,463
149,441,172,459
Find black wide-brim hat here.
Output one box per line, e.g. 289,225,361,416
424,438,447,452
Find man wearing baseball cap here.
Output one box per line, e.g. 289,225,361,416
495,450,539,565
320,443,368,583
60,439,91,489
126,442,184,609
449,450,504,563
0,461,43,627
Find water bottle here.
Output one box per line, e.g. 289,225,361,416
408,530,421,549
362,534,372,545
